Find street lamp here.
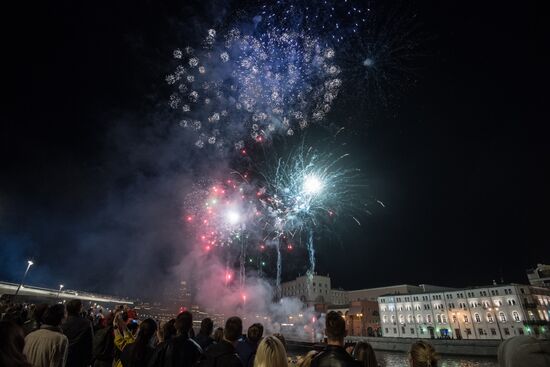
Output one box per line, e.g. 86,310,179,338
14,260,34,297
57,284,64,299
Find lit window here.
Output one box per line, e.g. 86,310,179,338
436,315,442,323
474,313,481,323
417,314,423,323
487,313,494,323
512,311,520,322
499,312,506,322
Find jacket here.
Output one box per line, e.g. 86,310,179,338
24,325,69,367
234,339,257,367
148,335,203,367
62,315,94,367
93,326,115,363
194,333,214,351
198,340,242,367
310,345,362,367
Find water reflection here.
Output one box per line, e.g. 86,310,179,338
376,351,498,367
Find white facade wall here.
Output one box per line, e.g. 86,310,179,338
378,284,550,340
281,275,333,304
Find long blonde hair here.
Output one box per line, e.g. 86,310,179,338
409,341,438,367
254,336,288,367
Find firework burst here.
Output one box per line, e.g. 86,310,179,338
253,138,368,292
166,25,341,151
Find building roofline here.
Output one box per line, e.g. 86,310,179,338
347,284,420,293
376,283,539,298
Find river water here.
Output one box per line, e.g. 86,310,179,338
288,350,498,367
375,350,498,367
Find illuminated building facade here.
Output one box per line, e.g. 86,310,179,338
378,284,550,340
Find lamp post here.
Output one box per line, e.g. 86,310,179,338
57,284,64,299
14,260,34,297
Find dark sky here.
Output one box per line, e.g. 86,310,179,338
1,0,547,296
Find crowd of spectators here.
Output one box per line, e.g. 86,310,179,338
2,297,549,367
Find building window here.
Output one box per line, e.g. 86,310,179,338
504,328,510,335
466,328,472,335
518,329,524,335
408,315,413,323
384,328,389,333
463,314,469,323
452,315,457,323
410,328,415,334
436,315,442,324
383,315,388,323
417,315,423,323
426,315,432,324
391,315,395,323
393,328,397,334
474,313,481,323
478,328,485,336
490,328,497,336
508,299,516,306
419,327,424,334
487,313,494,323
512,311,520,322
442,315,448,323
401,326,405,334
499,312,506,322
399,315,405,324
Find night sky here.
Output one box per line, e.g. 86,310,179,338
1,0,547,297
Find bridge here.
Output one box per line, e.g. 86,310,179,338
0,281,133,305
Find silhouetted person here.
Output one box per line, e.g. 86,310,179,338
351,342,377,367
236,323,263,367
213,328,224,344
194,318,214,351
157,319,176,345
24,304,69,367
93,313,115,367
22,303,48,336
120,318,157,367
62,300,94,367
199,317,243,367
310,311,361,367
148,311,202,367
0,320,32,367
